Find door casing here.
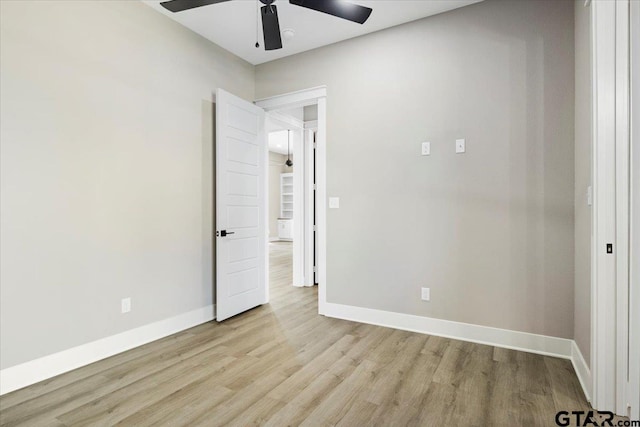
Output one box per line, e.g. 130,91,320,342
256,86,328,314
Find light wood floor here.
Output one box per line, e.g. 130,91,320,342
0,241,592,426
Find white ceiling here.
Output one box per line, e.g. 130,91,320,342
143,0,483,65
269,130,293,155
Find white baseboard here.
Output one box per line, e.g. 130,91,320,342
1,301,592,404
323,303,595,401
324,302,573,358
0,304,215,396
571,340,592,402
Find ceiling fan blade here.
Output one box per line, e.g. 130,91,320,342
261,5,283,50
160,0,231,13
289,0,372,24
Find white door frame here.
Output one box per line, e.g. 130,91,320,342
614,0,631,417
256,86,328,314
629,0,640,419
303,124,317,287
590,0,637,417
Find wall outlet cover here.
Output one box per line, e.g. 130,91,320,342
421,142,431,156
121,297,131,313
329,197,340,209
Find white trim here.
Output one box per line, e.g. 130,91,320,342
628,0,640,418
304,120,318,130
615,0,631,417
572,341,593,403
303,128,316,287
292,127,304,286
316,98,327,314
255,86,327,111
591,0,618,412
263,113,270,305
256,87,327,314
0,304,215,396
324,302,572,358
266,110,304,130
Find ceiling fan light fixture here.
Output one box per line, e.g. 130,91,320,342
159,0,373,51
285,130,293,167
282,28,295,41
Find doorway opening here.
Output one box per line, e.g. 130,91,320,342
255,86,327,315
265,104,318,299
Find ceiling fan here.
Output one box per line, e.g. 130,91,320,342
159,0,373,51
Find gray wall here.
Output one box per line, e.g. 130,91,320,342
256,0,575,338
304,105,318,122
0,0,254,369
573,0,592,366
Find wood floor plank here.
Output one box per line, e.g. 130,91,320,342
486,358,521,427
369,401,423,427
0,242,594,427
363,333,426,405
544,356,591,412
265,333,357,402
0,330,201,413
334,399,378,427
189,371,288,427
446,344,494,427
114,384,234,426
225,396,286,427
414,381,458,426
298,359,379,427
56,355,237,426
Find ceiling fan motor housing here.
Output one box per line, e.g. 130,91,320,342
160,0,373,51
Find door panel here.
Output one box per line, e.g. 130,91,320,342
216,89,266,322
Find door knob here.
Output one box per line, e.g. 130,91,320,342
220,230,235,237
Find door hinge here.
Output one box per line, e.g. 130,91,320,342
313,142,317,150
313,225,317,231
313,266,317,273
313,184,317,191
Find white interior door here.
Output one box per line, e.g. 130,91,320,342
216,89,267,322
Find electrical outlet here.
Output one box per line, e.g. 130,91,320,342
121,297,131,313
421,287,430,301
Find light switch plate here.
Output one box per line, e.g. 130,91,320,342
329,197,340,209
421,142,431,156
456,138,466,154
421,287,430,301
121,297,131,313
